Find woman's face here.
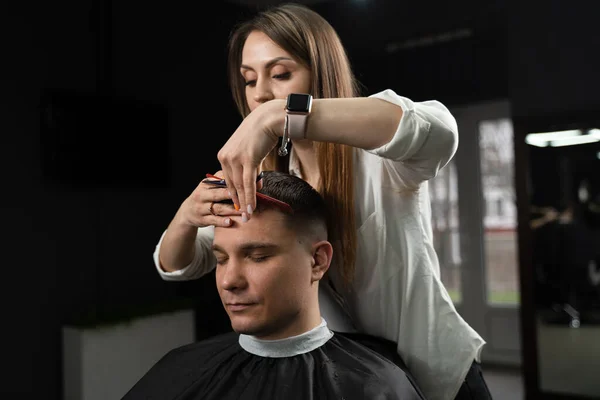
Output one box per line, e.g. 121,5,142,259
241,30,311,112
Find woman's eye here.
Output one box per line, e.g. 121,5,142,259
273,72,291,80
244,80,256,87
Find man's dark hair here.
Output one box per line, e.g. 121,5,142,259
257,171,328,239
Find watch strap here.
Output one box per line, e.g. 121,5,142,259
287,112,308,140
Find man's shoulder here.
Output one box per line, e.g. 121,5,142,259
327,333,426,399
122,331,241,400
148,331,240,371
164,331,240,360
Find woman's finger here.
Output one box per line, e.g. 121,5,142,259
220,167,240,212
199,181,240,215
209,201,240,217
186,200,234,228
230,166,247,220
243,167,257,216
201,184,234,201
205,216,233,228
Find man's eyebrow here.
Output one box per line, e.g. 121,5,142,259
240,56,294,71
211,244,226,253
239,242,279,252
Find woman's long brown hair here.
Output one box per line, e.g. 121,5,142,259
226,3,360,289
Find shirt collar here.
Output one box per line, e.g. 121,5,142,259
238,318,333,358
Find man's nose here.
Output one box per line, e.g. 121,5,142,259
219,259,247,291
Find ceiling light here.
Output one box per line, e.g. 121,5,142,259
550,135,600,147
525,129,582,147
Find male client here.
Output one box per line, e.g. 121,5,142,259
122,171,425,400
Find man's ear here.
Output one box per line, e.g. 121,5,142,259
311,240,333,283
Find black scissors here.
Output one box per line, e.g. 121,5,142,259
204,172,293,214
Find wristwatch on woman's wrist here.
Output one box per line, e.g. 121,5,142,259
278,93,313,157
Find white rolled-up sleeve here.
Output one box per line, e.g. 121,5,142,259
153,226,216,281
367,89,459,188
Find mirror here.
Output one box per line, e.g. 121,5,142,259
526,127,600,398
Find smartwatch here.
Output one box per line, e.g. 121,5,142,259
285,93,313,140
278,93,313,157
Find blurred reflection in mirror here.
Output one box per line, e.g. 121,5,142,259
526,128,600,398
479,118,520,306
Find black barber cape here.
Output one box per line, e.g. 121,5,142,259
122,318,425,400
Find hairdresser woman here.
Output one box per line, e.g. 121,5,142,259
153,4,490,400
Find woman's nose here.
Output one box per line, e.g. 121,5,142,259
253,78,274,104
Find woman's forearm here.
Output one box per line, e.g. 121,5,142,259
158,216,199,272
306,97,403,150
262,97,402,151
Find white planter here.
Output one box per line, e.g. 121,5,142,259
62,309,195,400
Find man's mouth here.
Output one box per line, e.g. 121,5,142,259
226,303,255,312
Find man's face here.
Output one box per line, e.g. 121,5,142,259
213,209,316,340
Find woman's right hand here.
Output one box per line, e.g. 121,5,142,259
174,170,241,229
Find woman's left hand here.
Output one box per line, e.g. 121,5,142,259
217,100,284,219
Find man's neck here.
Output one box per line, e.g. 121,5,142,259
238,317,333,358
253,313,323,341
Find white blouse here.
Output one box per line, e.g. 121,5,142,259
153,89,485,400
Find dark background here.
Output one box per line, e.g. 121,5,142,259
2,0,599,398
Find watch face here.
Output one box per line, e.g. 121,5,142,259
286,93,312,113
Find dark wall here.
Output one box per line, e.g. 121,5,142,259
508,0,600,119
3,2,98,397
2,1,247,398
316,0,510,106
